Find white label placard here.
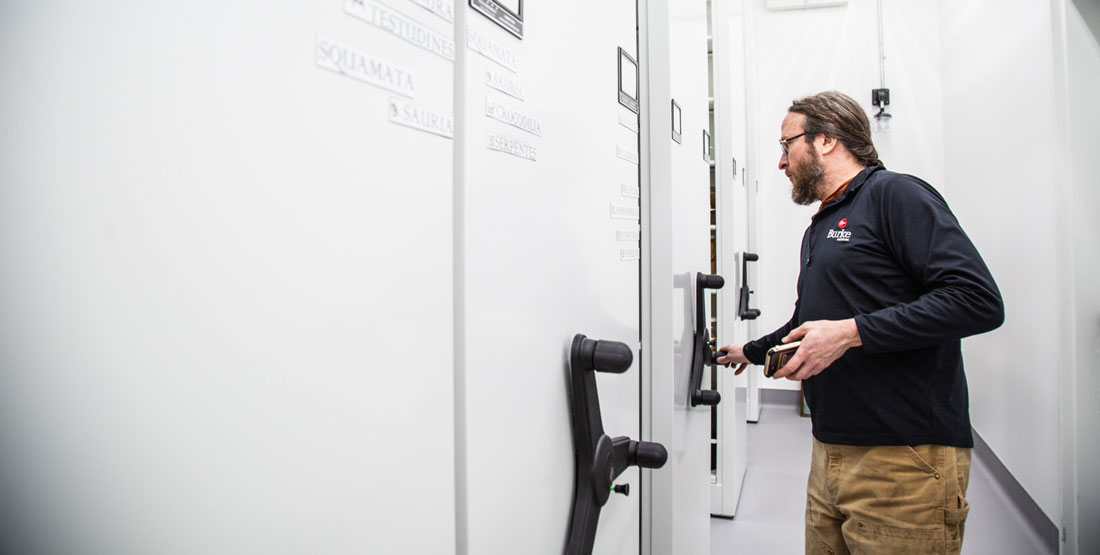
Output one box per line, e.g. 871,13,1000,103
485,97,542,136
486,69,525,100
616,144,639,165
618,48,640,113
620,248,641,261
616,230,641,242
621,182,640,198
345,0,455,61
470,0,524,39
620,54,637,98
487,131,537,161
389,98,454,138
467,26,519,71
618,112,639,133
316,35,416,98
671,99,682,144
496,0,521,14
610,203,640,220
407,0,454,23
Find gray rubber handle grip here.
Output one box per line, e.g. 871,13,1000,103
632,441,668,469
591,341,632,374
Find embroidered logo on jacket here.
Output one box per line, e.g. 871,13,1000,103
826,216,851,241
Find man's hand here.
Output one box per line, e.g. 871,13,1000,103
772,319,862,381
715,344,751,375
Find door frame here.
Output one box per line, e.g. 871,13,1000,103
639,0,675,553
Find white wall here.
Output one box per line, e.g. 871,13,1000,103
939,0,1063,523
746,0,945,391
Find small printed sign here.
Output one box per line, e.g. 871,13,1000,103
345,0,455,61
485,97,541,136
610,203,640,220
620,248,641,262
618,47,639,114
315,35,416,98
486,69,525,100
389,98,454,138
621,182,640,198
616,144,639,165
618,112,639,133
487,131,537,161
470,0,523,39
616,230,641,242
407,0,454,23
467,26,519,71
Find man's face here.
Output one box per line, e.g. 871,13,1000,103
779,112,824,205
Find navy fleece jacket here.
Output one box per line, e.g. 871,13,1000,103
744,163,1003,447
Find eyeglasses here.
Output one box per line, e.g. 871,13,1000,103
779,132,808,156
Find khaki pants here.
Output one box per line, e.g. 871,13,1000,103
805,438,972,555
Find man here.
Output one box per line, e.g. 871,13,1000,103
717,91,1003,555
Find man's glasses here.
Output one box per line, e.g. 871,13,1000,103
779,132,808,156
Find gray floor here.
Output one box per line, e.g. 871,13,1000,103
710,401,1053,555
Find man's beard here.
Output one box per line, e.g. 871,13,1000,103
790,151,825,205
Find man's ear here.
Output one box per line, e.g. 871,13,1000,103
817,134,838,156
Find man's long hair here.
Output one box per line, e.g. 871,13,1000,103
789,91,879,167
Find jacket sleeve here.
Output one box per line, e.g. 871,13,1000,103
854,177,1004,352
743,300,800,365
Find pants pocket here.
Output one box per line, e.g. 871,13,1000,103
944,495,970,526
850,518,942,554
902,445,940,477
944,494,970,553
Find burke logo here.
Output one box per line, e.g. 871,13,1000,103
838,218,848,228
827,229,852,242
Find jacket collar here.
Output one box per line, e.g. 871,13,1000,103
813,162,885,218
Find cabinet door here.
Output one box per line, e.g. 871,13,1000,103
711,0,752,517
0,3,454,553
665,0,715,551
457,1,642,553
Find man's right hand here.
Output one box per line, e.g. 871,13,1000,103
716,344,751,375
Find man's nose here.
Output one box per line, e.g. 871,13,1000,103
778,152,788,170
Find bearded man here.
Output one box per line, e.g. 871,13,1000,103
718,91,1004,555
